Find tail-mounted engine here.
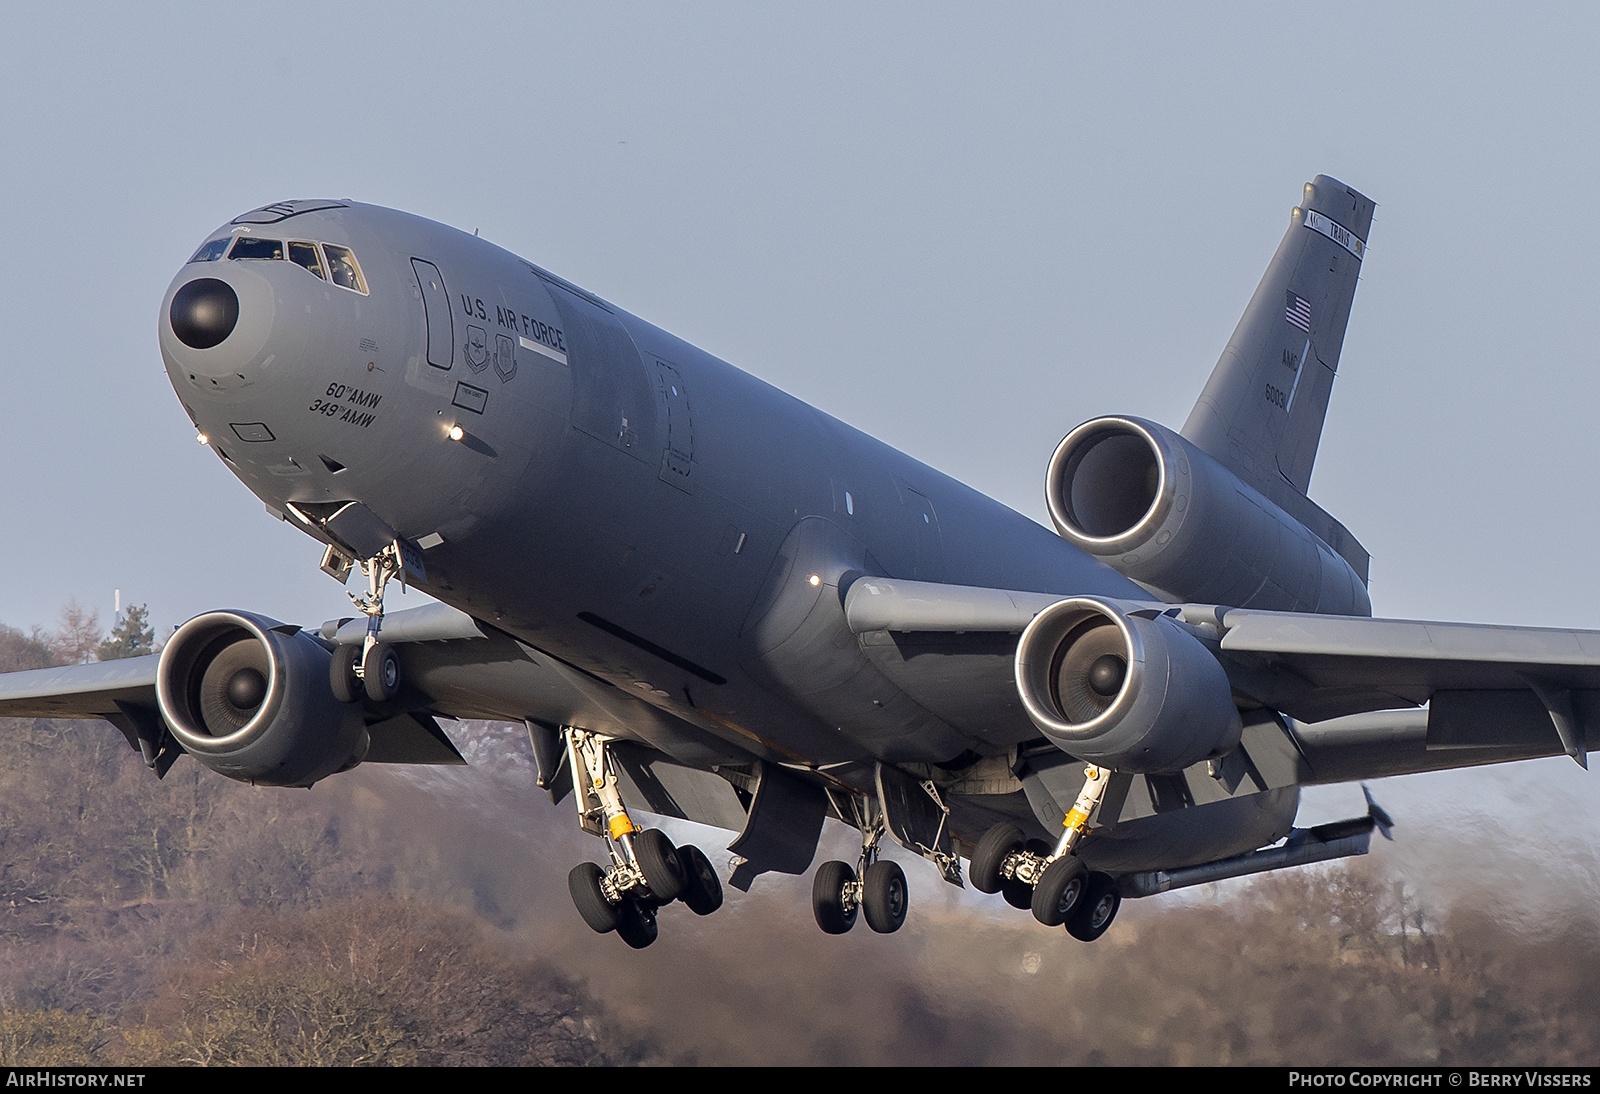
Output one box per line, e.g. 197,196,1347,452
1015,597,1240,773
156,611,368,787
1046,416,1369,615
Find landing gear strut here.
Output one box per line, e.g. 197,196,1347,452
811,799,909,935
970,764,1123,940
560,727,723,948
329,542,406,704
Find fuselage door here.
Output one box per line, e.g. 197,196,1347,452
411,259,453,370
903,486,945,581
655,360,694,492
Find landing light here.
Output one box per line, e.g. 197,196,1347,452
808,574,821,587
447,425,464,441
196,432,209,445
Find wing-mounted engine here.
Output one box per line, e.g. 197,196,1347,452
1046,416,1369,616
1014,597,1240,772
156,611,367,787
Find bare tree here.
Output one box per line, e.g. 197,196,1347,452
53,601,103,666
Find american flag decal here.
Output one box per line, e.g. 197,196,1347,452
1285,291,1312,333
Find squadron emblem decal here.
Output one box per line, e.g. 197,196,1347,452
464,325,489,372
494,333,517,382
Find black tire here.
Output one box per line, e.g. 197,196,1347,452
812,860,858,935
615,899,659,949
862,860,909,934
677,845,723,916
362,641,401,703
568,862,618,934
329,644,362,703
1066,872,1121,942
633,828,687,902
1031,856,1088,927
970,823,1024,894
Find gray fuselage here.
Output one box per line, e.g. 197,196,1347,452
160,201,1150,775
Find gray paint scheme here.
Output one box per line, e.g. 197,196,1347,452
2,177,1597,893
1184,176,1374,513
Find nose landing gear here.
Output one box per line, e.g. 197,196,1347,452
970,764,1124,941
329,542,408,704
560,727,724,948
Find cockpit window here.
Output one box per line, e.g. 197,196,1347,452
229,237,285,261
323,244,368,294
188,238,229,263
288,241,326,280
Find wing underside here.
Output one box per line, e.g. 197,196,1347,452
843,577,1600,779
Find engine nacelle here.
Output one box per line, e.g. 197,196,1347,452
1046,416,1369,615
1015,597,1241,772
156,611,368,787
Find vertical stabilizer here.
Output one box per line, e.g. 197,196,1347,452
1182,175,1374,507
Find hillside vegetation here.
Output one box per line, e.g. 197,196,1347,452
1,617,1597,1065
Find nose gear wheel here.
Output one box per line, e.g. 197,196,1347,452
362,641,400,703
331,542,411,703
329,643,363,704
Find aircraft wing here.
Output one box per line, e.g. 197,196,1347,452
0,635,473,770
0,601,750,777
844,577,1600,771
0,601,489,723
1194,606,1600,721
0,655,160,719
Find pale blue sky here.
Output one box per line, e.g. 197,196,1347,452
4,2,1599,903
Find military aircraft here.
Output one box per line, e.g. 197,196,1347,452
0,174,1591,949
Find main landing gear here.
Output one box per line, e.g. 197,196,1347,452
329,542,405,704
970,764,1123,942
561,727,723,949
812,804,909,936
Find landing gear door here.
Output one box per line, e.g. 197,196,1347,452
411,259,453,370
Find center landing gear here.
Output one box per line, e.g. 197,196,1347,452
560,727,723,949
812,806,909,935
969,764,1124,941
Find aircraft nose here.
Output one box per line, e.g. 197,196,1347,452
169,278,240,349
